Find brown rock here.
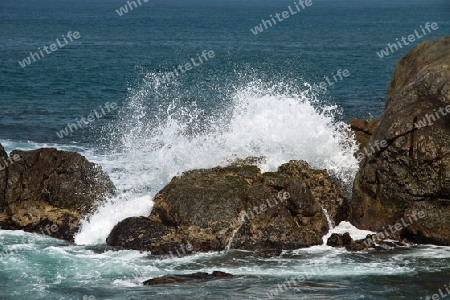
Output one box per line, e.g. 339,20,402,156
278,160,349,226
107,160,346,255
350,36,450,245
328,232,410,251
348,119,379,152
326,233,345,247
0,144,6,156
345,238,369,251
327,232,356,249
0,146,116,241
326,233,367,251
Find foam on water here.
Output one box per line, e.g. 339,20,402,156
74,195,154,245
322,221,376,245
74,77,360,244
1,229,449,300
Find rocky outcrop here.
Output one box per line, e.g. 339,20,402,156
348,119,379,152
0,145,115,241
326,232,371,251
327,232,353,248
143,271,234,286
326,233,408,251
107,160,347,255
350,36,450,245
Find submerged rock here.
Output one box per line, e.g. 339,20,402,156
107,160,347,255
350,36,450,245
143,271,234,286
327,233,408,251
326,232,367,251
327,232,353,248
0,145,115,241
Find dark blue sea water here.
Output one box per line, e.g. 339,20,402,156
1,0,450,299
1,0,447,144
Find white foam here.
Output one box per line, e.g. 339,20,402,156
74,195,153,245
7,79,359,246
322,221,376,245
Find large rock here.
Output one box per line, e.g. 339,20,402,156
350,36,450,245
107,160,347,255
0,146,115,241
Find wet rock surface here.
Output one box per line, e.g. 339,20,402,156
327,233,409,251
143,271,235,286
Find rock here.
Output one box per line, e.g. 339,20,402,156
0,146,116,241
143,271,234,286
326,232,365,251
253,248,283,258
357,234,409,251
345,237,369,251
277,160,349,226
348,119,379,152
107,160,346,255
350,36,450,245
326,232,407,251
326,233,344,247
0,144,7,162
0,144,9,206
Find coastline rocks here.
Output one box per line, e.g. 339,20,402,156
348,119,379,152
350,36,450,245
0,144,7,161
326,233,408,251
0,145,115,241
143,271,234,286
326,232,368,251
326,232,353,248
107,160,347,255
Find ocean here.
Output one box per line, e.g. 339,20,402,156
1,0,449,299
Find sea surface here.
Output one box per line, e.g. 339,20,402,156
1,0,450,299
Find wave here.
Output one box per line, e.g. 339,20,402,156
54,73,357,245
